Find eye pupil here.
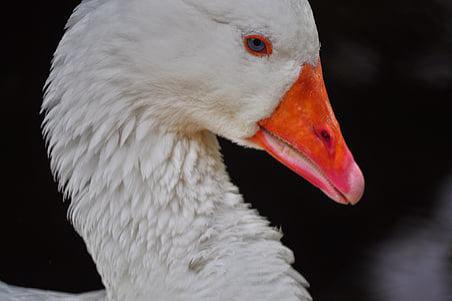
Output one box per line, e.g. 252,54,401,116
247,38,266,52
253,39,262,47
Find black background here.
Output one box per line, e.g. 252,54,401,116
2,1,452,300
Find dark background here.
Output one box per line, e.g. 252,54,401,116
2,1,452,300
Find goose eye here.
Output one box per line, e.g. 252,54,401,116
244,35,272,57
248,38,265,52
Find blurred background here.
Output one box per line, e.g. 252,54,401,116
1,0,451,300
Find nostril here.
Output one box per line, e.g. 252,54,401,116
320,130,331,143
314,127,334,150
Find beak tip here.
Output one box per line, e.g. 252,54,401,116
344,163,365,205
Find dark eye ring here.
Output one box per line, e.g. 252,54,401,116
243,35,272,57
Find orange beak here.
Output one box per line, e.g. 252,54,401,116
250,59,365,205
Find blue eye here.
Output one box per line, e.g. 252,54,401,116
247,38,265,52
243,35,272,57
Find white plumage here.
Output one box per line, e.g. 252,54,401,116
3,0,324,300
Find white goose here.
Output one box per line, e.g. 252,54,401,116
1,0,364,300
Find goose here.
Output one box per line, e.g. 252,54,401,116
1,0,364,300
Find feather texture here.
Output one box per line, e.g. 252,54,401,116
4,0,322,299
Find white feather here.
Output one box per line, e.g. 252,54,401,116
3,0,322,300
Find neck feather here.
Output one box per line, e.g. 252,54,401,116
46,118,310,300
58,123,232,297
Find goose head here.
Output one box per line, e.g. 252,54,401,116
47,0,364,204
